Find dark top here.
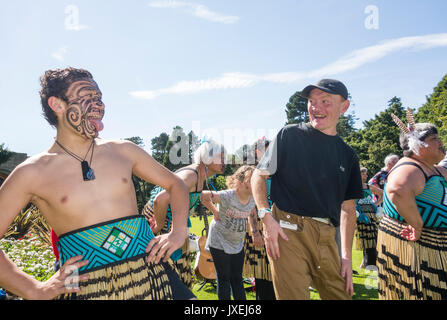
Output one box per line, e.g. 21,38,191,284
383,161,447,229
258,123,363,227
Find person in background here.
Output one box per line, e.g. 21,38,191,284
368,154,399,194
141,139,226,289
200,165,257,300
378,110,447,299
356,167,382,269
242,138,276,300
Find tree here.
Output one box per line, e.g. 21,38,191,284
285,91,309,125
416,74,447,144
337,111,358,139
150,132,170,164
125,136,145,148
345,96,405,174
188,130,200,165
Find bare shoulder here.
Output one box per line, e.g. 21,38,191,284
0,151,56,195
96,138,146,156
387,159,426,192
10,152,53,179
95,138,138,150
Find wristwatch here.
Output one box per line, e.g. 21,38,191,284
258,207,272,219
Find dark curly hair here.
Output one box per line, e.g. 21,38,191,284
39,67,94,127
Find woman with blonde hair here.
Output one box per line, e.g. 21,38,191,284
200,165,257,300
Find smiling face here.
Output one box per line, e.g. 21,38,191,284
307,88,350,135
64,79,105,139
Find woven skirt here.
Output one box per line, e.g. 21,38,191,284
377,215,447,300
142,203,194,289
55,215,173,300
356,212,379,250
243,219,273,282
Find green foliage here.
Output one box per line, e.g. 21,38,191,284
285,91,308,125
416,74,447,144
337,111,358,139
151,132,170,164
125,136,145,148
151,126,200,172
0,234,56,283
214,175,227,191
125,136,153,212
345,97,405,174
3,205,51,246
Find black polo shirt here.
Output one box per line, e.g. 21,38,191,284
258,123,362,227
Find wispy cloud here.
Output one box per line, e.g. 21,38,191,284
51,46,69,62
130,33,447,100
148,1,240,24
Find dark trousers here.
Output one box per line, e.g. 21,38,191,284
363,248,377,267
209,247,246,300
255,278,276,300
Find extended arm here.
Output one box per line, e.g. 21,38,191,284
151,191,170,234
340,199,357,296
125,141,189,263
200,191,220,220
0,164,88,299
248,208,264,247
251,169,288,260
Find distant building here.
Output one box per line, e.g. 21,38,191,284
0,152,28,186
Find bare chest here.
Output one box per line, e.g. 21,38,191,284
32,152,136,226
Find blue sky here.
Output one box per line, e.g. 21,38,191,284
1,0,447,156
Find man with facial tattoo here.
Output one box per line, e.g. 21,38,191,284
0,67,195,300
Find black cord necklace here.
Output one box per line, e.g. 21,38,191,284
55,139,96,181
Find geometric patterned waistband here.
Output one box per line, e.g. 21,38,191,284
57,215,154,274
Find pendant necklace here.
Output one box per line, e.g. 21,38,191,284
55,139,96,181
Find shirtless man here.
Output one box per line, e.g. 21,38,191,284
0,67,192,300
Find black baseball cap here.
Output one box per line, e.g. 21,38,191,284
300,79,349,100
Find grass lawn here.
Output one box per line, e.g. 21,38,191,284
188,215,378,300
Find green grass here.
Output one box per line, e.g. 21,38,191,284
188,215,378,300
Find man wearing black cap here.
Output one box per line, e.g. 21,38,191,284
251,79,362,300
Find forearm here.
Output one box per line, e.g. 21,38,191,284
152,194,170,234
251,170,269,209
340,203,357,260
201,198,219,216
248,210,259,235
166,181,189,234
0,250,40,299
